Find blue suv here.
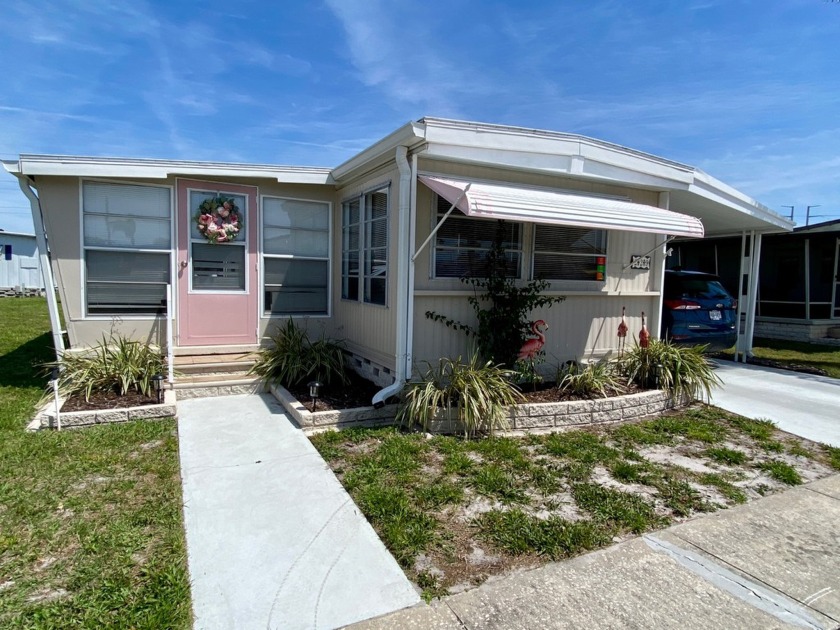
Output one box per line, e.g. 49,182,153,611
662,270,737,351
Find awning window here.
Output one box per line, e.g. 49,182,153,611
419,175,704,238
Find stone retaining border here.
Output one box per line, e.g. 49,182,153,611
269,383,399,432
29,390,177,431
270,383,685,434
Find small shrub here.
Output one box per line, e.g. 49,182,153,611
620,339,721,401
45,335,165,401
397,356,523,438
250,318,348,388
558,360,622,398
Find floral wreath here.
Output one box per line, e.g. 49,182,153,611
195,196,243,244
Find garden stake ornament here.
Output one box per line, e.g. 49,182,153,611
617,306,628,359
518,319,548,361
639,311,650,348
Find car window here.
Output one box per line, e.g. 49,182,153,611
674,278,730,299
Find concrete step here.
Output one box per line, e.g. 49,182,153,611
176,361,257,376
174,375,265,400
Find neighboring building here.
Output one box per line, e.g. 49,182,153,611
3,117,792,399
0,230,44,296
670,220,840,344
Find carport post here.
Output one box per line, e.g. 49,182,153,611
743,232,762,360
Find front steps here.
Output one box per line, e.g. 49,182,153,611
172,348,265,399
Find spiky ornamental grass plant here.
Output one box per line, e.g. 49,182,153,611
620,338,721,402
558,359,623,398
45,335,166,401
250,317,349,388
397,356,523,438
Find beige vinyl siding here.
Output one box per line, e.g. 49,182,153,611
330,163,402,369
412,294,658,375
34,175,341,350
410,160,664,374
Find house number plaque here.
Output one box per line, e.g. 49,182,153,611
629,255,651,270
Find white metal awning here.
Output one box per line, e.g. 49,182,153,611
419,175,705,238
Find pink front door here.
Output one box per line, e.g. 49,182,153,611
177,179,258,346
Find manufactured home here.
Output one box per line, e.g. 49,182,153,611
0,230,44,296
3,118,793,400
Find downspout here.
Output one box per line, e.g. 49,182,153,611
17,176,65,360
372,146,413,407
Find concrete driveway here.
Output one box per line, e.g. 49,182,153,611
711,361,840,447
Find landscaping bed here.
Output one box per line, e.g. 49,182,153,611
310,406,840,601
60,390,158,412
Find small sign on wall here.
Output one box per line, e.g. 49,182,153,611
629,255,651,270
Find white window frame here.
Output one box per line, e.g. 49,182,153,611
428,193,608,287
341,184,390,307
259,194,332,318
530,223,608,284
79,178,174,320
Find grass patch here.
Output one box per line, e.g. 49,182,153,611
572,483,665,533
704,446,748,466
698,473,748,504
728,417,776,441
471,464,528,504
474,509,611,559
314,400,838,598
733,338,840,379
541,430,621,464
757,460,803,485
825,446,840,471
0,298,190,629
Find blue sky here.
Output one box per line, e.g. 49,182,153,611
1,0,839,234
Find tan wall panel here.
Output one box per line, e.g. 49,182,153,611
331,163,401,365
413,294,658,375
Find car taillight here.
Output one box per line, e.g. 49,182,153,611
664,299,701,310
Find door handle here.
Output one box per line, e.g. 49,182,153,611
180,261,188,269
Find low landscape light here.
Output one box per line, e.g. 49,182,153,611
151,373,165,404
308,381,322,412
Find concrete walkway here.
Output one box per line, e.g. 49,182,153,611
711,361,840,447
177,394,419,630
349,475,840,629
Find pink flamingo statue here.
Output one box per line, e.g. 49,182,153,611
518,320,548,361
639,311,650,348
617,306,628,359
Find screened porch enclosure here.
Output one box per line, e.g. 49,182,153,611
670,231,840,321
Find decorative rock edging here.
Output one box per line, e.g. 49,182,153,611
269,383,399,432
29,390,177,431
270,383,686,434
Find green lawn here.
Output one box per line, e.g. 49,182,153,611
312,408,840,600
0,298,191,629
723,337,840,378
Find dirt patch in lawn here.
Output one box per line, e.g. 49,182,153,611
310,405,840,601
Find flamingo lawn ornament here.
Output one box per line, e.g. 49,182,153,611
639,311,650,348
617,306,628,359
518,320,548,361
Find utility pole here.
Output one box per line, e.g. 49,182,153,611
806,205,821,226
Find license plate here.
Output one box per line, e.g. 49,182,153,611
709,310,722,321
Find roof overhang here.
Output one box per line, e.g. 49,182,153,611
419,175,705,238
2,155,334,185
415,118,794,237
